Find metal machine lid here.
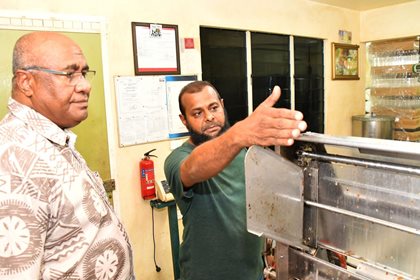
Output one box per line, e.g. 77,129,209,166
298,132,420,159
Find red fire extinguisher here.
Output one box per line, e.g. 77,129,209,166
140,149,157,200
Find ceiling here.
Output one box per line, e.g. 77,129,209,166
308,0,416,11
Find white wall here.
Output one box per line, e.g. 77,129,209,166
361,1,420,42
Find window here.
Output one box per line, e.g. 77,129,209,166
294,36,324,133
200,27,324,132
200,27,248,125
251,32,290,110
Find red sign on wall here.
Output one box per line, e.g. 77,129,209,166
184,38,194,49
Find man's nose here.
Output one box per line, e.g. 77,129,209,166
74,78,91,94
205,111,214,121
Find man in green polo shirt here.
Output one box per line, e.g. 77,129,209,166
164,81,307,280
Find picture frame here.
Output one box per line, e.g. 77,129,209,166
332,43,359,80
131,22,180,75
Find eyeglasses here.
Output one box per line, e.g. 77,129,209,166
21,66,96,85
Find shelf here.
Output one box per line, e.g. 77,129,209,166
394,130,420,141
370,64,418,75
367,36,420,142
372,106,420,118
370,87,419,97
396,118,420,130
368,37,419,53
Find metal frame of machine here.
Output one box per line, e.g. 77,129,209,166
245,133,420,280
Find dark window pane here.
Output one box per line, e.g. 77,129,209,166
294,37,324,133
200,27,247,125
200,28,325,133
251,32,290,110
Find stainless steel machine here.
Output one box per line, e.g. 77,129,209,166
245,132,420,280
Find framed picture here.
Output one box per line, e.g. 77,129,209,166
332,43,359,80
131,22,180,75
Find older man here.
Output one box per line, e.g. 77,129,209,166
0,32,134,279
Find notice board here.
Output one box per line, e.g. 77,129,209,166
114,75,196,147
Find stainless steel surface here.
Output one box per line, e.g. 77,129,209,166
300,150,420,176
245,133,420,279
244,145,305,249
352,114,395,139
314,160,420,277
305,200,419,235
275,243,289,280
299,132,420,158
302,163,319,248
286,247,369,280
356,262,414,280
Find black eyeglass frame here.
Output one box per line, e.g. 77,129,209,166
20,66,96,83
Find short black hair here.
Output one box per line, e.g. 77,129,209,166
178,81,221,116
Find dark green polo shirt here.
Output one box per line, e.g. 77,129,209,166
164,141,263,280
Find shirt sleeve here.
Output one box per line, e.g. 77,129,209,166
164,146,194,207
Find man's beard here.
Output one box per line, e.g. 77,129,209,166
186,118,231,146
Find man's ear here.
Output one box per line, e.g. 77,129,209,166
14,70,34,97
221,98,224,107
179,114,188,127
